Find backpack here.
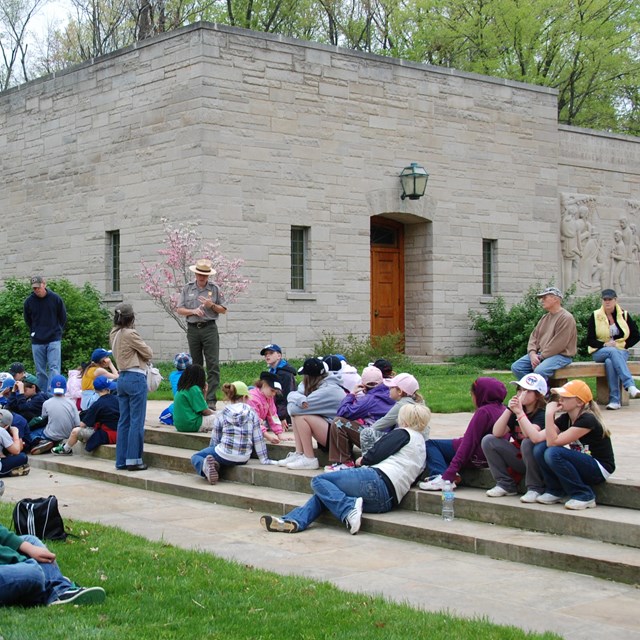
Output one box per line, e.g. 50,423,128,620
12,495,68,540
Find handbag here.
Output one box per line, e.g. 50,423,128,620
12,495,68,540
146,364,163,393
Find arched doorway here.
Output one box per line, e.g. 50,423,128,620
370,216,404,341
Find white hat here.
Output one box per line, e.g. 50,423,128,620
510,373,547,395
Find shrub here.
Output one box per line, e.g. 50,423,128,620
310,331,413,370
0,278,112,372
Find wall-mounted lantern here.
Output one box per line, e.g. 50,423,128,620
399,162,429,200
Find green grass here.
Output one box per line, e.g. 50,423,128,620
149,360,599,413
0,504,560,640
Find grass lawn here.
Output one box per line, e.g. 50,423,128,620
0,505,560,640
150,360,599,414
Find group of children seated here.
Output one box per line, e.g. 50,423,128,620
0,348,121,478
170,343,614,535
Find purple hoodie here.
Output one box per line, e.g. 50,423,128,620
442,377,507,482
335,383,395,425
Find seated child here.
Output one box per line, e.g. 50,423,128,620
248,372,284,444
52,376,119,455
0,409,29,477
159,353,193,425
191,381,276,484
173,364,215,433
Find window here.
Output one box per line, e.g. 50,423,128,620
482,239,495,295
108,230,121,293
291,226,308,291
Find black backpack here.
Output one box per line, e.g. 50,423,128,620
12,495,68,541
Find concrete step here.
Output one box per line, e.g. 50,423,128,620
27,453,640,585
142,425,640,510
88,441,640,549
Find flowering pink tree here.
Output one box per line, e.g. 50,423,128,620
138,219,251,332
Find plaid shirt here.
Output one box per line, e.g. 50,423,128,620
210,402,270,463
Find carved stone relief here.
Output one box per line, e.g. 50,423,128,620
560,195,640,296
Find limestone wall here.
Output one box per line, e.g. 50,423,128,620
0,24,636,363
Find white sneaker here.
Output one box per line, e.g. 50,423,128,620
345,497,363,534
324,461,355,472
627,385,640,399
486,485,517,498
536,492,564,505
606,402,621,410
565,498,596,510
202,455,219,484
520,490,541,503
418,475,456,491
286,455,319,470
277,451,304,467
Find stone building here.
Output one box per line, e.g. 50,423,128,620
1,23,638,362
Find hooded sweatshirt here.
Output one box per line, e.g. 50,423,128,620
336,383,395,425
442,377,507,483
248,387,282,435
287,375,347,421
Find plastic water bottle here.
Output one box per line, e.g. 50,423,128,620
442,480,455,521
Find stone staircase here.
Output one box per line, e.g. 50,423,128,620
28,425,640,586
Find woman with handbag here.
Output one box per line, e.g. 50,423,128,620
109,303,153,471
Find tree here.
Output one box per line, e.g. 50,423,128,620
138,219,251,332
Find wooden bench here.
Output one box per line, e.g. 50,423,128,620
549,361,640,406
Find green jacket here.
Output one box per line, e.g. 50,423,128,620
0,524,26,565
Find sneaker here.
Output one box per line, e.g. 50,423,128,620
50,586,106,606
323,461,355,472
520,490,541,503
277,451,304,467
606,402,621,410
565,498,596,510
344,497,363,535
260,515,298,533
202,455,220,484
627,385,640,399
486,485,517,498
536,492,565,505
9,464,30,477
30,440,56,455
286,455,319,470
52,445,72,456
418,475,456,491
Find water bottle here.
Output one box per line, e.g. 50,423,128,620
442,480,455,521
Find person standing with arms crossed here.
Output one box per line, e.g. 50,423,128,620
176,259,227,407
23,276,67,393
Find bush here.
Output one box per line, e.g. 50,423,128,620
0,278,112,372
469,283,608,367
310,331,413,370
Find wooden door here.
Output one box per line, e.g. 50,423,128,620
370,217,404,340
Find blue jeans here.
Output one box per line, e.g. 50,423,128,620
511,353,573,381
191,447,245,477
115,371,147,467
533,442,606,501
0,452,29,476
31,341,61,393
283,467,393,531
425,439,456,476
0,535,72,606
592,348,634,404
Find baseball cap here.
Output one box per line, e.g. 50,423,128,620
0,409,13,427
23,374,38,387
1,377,15,392
298,358,328,377
93,375,117,392
51,374,67,395
323,355,342,372
9,362,25,376
30,275,44,285
371,358,393,377
511,373,548,395
550,380,593,404
260,344,282,356
259,371,282,391
601,289,617,299
361,366,383,387
173,352,193,371
383,373,419,396
231,381,250,397
91,348,112,363
537,287,563,299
